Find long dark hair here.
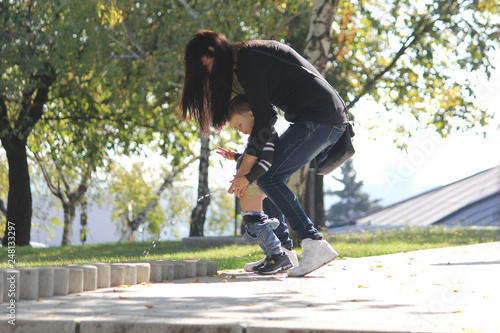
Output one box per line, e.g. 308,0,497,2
181,30,234,134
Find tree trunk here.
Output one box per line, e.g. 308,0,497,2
303,0,339,73
295,0,339,231
190,135,210,236
61,202,77,246
0,68,55,247
314,174,326,231
1,137,32,246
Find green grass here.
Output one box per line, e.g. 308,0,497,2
1,227,498,270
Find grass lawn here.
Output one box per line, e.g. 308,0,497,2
1,227,498,270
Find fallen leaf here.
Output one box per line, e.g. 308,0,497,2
358,285,368,288
119,296,128,300
231,275,236,279
221,279,228,283
386,275,392,278
161,280,170,283
36,299,43,302
145,305,155,309
117,284,130,288
245,304,254,307
453,310,462,313
194,279,201,283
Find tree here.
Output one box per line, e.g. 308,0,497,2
0,1,103,245
102,0,315,238
190,135,210,236
0,152,8,228
295,0,500,229
326,159,382,225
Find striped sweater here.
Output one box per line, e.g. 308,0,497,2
235,128,279,184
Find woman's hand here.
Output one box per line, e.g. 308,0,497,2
228,175,250,198
217,147,236,160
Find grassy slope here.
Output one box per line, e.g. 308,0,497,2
1,227,498,270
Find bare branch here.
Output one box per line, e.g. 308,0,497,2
347,14,434,110
32,152,63,200
108,34,148,65
177,0,199,19
119,155,198,241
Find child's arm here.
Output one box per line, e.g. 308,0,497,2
216,147,239,161
229,129,279,198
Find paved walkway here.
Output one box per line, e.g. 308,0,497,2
2,242,499,333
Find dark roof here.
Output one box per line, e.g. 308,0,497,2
352,166,500,227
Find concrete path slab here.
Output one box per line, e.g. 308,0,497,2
1,242,499,333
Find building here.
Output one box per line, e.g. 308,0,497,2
328,166,500,233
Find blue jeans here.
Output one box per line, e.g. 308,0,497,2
242,215,281,256
258,121,347,245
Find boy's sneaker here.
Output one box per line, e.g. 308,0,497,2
251,256,269,272
244,246,297,272
258,252,293,275
244,256,266,272
287,238,338,277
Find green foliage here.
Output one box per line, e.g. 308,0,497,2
326,159,382,224
205,188,235,236
329,0,499,145
106,162,168,236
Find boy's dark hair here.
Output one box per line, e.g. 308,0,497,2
228,94,279,126
228,94,251,118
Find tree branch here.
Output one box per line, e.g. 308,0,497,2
41,114,165,132
267,10,309,39
120,155,198,239
19,66,56,138
177,0,199,19
107,34,148,65
347,14,434,110
0,96,10,136
33,152,63,200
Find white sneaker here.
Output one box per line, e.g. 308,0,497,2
244,246,298,272
282,247,298,267
287,239,338,277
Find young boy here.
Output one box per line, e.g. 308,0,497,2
217,94,297,274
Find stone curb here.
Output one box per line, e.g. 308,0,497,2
0,260,217,304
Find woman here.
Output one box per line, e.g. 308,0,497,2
181,30,348,277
